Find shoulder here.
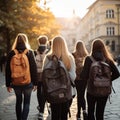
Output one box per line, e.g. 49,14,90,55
8,50,16,58
33,50,38,56
85,56,92,61
72,52,77,58
69,54,74,61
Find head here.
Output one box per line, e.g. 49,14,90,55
74,40,88,57
91,38,114,61
91,39,106,53
12,33,30,50
50,36,68,57
37,35,48,45
49,35,71,70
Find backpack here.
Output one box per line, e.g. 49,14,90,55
35,51,45,73
42,55,72,103
72,53,84,80
89,56,112,96
10,49,31,85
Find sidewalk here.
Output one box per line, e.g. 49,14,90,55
0,67,120,120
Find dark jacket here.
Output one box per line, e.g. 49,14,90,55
5,49,38,87
80,53,120,95
34,45,48,56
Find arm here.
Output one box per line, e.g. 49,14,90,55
68,55,76,82
109,60,120,81
5,50,15,92
5,51,14,87
27,50,38,86
80,56,92,81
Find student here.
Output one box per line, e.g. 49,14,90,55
72,40,88,120
5,33,37,120
34,35,48,120
80,39,120,120
0,52,7,73
42,36,76,120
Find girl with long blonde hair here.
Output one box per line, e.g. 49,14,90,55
43,35,76,120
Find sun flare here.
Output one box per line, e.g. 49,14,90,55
38,0,96,18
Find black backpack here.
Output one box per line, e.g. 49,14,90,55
88,56,112,96
42,55,72,103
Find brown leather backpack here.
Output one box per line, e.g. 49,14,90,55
88,56,112,96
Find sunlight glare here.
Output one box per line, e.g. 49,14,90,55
46,0,96,18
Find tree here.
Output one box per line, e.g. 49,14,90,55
0,0,60,53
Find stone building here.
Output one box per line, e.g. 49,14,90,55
80,0,120,58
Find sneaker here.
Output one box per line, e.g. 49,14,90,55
38,112,43,120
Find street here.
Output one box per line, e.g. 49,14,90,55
0,66,120,120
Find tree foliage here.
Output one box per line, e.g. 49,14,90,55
0,0,60,53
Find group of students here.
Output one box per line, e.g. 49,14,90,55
5,33,120,120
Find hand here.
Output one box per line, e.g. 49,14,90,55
7,87,12,93
33,85,37,91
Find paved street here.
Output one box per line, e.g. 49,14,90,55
0,66,120,120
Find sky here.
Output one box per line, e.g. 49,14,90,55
44,0,96,18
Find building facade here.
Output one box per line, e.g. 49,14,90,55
80,0,120,58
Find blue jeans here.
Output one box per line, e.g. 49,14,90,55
13,83,33,120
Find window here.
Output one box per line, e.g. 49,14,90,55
106,9,114,18
106,27,115,36
106,40,110,45
111,41,115,51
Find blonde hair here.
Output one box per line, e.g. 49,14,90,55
91,38,114,62
48,36,72,70
12,33,30,50
73,40,88,57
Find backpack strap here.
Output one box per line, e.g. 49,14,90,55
23,49,28,54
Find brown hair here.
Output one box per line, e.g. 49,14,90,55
12,33,30,50
73,40,88,57
91,39,114,62
37,35,48,45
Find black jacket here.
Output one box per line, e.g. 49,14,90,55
80,54,120,94
5,49,38,87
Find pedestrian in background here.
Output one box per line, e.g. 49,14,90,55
34,35,48,120
42,36,76,120
80,39,120,120
5,33,37,120
0,52,7,73
72,40,88,120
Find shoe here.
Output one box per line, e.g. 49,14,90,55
83,110,88,120
38,112,43,120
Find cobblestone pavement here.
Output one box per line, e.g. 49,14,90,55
0,66,120,120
